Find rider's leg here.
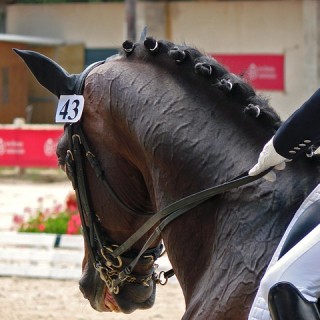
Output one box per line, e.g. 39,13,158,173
260,224,320,319
279,198,320,258
268,282,320,320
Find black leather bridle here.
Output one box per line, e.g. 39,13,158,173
63,59,269,295
65,122,164,294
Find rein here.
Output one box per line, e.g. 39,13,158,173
65,59,270,294
66,121,269,293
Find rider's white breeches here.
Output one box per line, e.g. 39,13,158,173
260,224,320,303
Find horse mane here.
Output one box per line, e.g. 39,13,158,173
121,37,282,132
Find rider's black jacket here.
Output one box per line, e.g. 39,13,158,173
274,88,320,159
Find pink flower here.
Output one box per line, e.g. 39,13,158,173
67,214,81,234
66,193,78,212
43,208,51,216
53,203,63,214
38,224,45,232
23,207,32,214
13,214,24,225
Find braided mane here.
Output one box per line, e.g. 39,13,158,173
121,37,281,131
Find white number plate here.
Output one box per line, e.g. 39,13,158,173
55,95,84,123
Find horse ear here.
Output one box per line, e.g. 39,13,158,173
13,48,79,97
139,26,147,41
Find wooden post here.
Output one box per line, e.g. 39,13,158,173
0,4,5,33
125,0,137,42
302,0,320,96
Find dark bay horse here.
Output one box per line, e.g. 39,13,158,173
14,38,320,319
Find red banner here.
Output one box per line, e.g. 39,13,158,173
212,54,284,91
0,126,63,167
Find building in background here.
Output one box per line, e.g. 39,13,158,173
1,0,320,122
0,34,84,123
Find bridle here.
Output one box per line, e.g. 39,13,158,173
63,59,164,294
66,122,166,294
63,59,269,295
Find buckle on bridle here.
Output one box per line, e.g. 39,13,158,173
95,261,153,295
155,269,175,286
94,244,157,295
95,263,121,294
100,245,123,268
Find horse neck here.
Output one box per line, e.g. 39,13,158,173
125,90,282,305
134,102,273,204
83,59,320,318
87,59,274,191
115,85,275,292
85,62,278,305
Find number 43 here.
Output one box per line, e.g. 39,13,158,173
55,95,84,123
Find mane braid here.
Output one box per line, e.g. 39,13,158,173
120,37,281,131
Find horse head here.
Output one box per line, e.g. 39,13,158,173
14,48,162,313
14,38,320,319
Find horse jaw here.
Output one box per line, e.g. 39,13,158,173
13,48,79,97
79,247,157,314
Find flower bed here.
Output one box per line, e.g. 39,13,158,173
12,192,81,235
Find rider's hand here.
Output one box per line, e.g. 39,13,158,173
249,137,289,182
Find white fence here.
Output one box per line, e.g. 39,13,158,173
0,232,175,282
0,232,83,280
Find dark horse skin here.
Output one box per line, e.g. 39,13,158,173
15,39,320,319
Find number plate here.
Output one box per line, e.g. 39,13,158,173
55,95,84,123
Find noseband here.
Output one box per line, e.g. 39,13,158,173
63,59,269,295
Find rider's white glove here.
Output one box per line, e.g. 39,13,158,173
249,137,288,182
